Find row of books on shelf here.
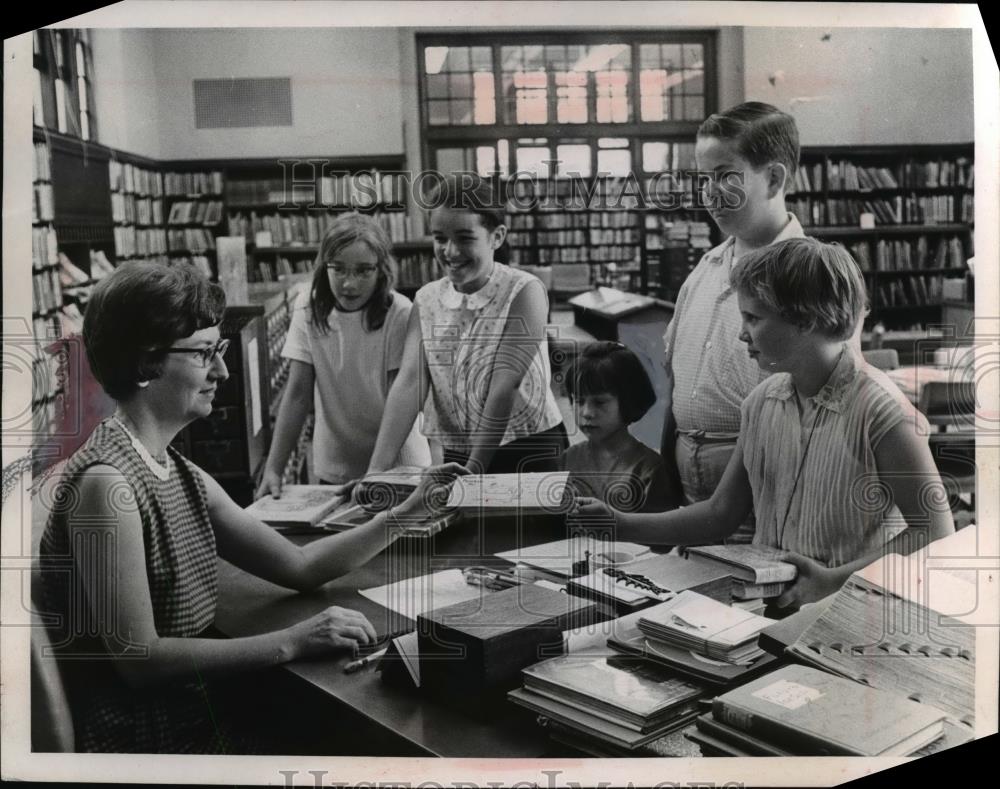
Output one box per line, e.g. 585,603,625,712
32,226,59,268
530,211,638,230
111,193,165,225
229,210,415,246
787,162,829,194
788,156,973,193
396,254,441,290
536,245,641,265
167,199,224,226
33,142,52,182
254,256,311,283
851,235,968,272
164,170,224,196
109,161,165,196
115,226,168,258
877,274,960,307
33,182,54,223
522,228,641,246
896,156,973,189
169,255,214,280
788,195,964,227
167,228,216,252
225,172,407,207
32,267,63,315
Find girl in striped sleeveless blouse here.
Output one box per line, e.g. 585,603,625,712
39,262,465,753
576,238,954,608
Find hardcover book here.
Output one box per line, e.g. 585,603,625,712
711,664,948,756
244,485,344,530
686,544,797,584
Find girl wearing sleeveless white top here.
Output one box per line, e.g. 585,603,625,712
367,175,566,476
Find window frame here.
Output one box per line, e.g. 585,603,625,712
417,30,717,175
33,28,97,142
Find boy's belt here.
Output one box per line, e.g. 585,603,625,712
676,428,740,444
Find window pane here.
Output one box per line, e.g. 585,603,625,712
428,100,450,125
556,70,588,124
427,73,449,99
597,149,630,176
450,99,473,125
598,137,629,148
33,68,43,125
639,69,666,121
78,77,88,115
513,71,547,124
54,32,65,70
545,45,566,70
473,72,496,124
81,110,90,141
446,47,469,72
685,70,704,96
643,142,670,172
501,46,523,70
436,148,467,174
76,41,86,75
497,139,510,177
523,45,544,70
661,44,682,71
425,47,449,74
33,31,40,55
516,146,551,179
639,44,659,68
55,78,67,133
556,144,592,177
451,73,473,98
683,43,704,69
595,70,629,123
476,146,497,177
684,95,704,120
471,46,492,72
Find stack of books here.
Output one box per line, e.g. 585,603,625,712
635,591,771,664
495,535,651,585
244,485,345,533
508,651,706,752
686,544,797,599
607,597,779,686
690,664,950,756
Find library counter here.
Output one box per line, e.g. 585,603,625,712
212,520,569,757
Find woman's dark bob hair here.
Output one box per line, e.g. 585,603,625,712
83,261,226,400
565,341,657,425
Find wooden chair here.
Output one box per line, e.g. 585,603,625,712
862,348,900,371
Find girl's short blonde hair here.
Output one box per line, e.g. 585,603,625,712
731,237,867,340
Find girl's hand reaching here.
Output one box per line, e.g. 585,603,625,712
775,551,847,609
568,496,620,529
391,463,470,524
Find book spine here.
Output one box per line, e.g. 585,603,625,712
711,698,860,756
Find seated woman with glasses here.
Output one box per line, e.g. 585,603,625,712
256,213,431,498
39,261,465,753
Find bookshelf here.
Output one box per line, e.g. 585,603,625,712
163,168,225,280
109,155,168,265
31,137,65,445
788,143,974,330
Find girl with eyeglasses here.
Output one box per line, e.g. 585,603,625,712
256,213,431,498
39,260,465,752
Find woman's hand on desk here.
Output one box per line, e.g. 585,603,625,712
287,606,378,660
391,463,470,523
775,552,845,610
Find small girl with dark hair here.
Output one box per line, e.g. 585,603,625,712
258,213,430,495
559,342,673,513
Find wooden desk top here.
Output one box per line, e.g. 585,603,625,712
213,518,568,757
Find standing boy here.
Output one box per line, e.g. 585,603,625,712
661,102,804,541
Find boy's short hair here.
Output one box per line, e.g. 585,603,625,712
565,342,657,424
731,237,867,341
698,101,800,180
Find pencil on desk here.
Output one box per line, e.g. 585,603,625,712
344,647,388,674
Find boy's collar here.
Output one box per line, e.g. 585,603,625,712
708,212,805,266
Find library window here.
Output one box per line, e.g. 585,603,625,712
419,33,716,177
33,28,96,142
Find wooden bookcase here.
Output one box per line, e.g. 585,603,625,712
788,143,974,330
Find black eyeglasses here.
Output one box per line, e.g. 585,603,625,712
162,339,230,368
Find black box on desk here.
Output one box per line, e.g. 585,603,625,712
417,584,599,697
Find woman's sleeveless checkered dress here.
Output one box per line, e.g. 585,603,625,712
39,419,240,753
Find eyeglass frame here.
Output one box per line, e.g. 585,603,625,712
324,262,380,280
161,338,231,368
